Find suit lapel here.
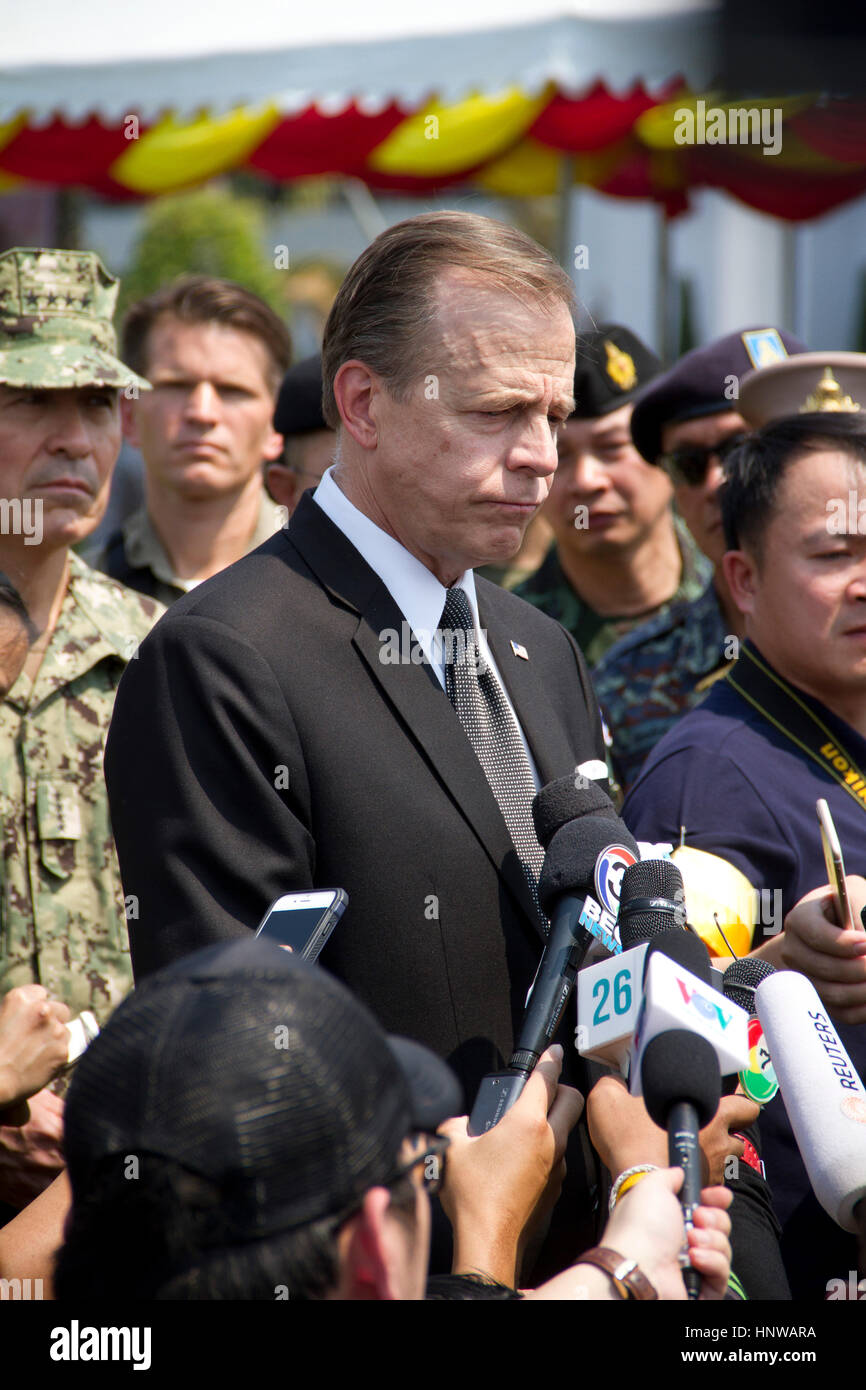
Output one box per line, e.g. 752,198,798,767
287,496,547,945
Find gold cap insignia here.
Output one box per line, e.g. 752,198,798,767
799,367,861,414
604,339,637,392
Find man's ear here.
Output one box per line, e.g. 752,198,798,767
722,548,758,617
332,361,380,451
120,393,140,447
261,427,285,465
336,1188,405,1301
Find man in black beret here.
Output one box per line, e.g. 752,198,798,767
594,327,806,791
266,354,336,516
515,324,709,671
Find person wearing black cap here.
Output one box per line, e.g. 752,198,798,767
266,353,336,516
515,323,710,670
53,938,732,1302
594,327,806,792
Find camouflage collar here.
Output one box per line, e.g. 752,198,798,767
122,494,285,590
5,552,162,713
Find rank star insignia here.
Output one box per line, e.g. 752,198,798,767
604,339,637,392
510,641,529,660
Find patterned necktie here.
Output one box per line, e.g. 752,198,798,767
439,586,545,918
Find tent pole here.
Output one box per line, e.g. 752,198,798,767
556,155,575,271
656,205,671,363
341,177,388,243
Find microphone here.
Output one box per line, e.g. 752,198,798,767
722,958,779,1106
618,859,688,948
577,861,694,1071
577,923,707,1072
755,970,866,1233
642,1027,721,1300
531,776,619,851
468,813,639,1134
630,933,749,1098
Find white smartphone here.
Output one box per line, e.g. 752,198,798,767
816,798,856,931
254,888,348,961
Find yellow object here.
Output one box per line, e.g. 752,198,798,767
370,87,546,178
111,104,281,195
615,1170,651,1203
671,846,757,958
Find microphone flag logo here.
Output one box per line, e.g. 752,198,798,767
738,1017,779,1104
594,845,639,918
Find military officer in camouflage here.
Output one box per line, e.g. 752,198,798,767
594,328,806,792
514,324,710,671
0,248,164,1210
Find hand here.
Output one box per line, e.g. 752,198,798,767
438,1044,584,1287
587,1072,667,1178
0,986,71,1109
602,1168,732,1301
587,1073,758,1186
781,877,866,1024
0,1088,65,1209
700,1094,760,1185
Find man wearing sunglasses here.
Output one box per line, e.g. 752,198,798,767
594,327,805,791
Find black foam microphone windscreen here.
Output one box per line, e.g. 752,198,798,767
642,1028,721,1130
644,928,712,986
537,815,639,914
531,776,618,850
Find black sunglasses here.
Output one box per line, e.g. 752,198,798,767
657,431,748,486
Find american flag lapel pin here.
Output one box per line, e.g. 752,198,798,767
510,640,529,660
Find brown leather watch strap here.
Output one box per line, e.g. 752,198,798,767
578,1246,659,1301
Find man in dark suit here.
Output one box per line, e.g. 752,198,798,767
104,212,606,1103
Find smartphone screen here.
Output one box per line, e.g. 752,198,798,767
255,889,348,960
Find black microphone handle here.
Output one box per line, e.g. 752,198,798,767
668,1100,703,1301
508,894,595,1074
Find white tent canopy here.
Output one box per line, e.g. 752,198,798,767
1,0,721,122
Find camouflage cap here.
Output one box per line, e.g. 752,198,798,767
0,248,151,393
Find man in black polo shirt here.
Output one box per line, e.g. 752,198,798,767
623,411,866,1298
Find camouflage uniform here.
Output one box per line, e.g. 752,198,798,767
91,494,287,608
592,579,733,794
0,248,160,1025
513,518,710,669
0,553,164,1025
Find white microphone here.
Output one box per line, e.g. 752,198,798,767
629,946,749,1098
755,970,866,1233
576,944,648,1069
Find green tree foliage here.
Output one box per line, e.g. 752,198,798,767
117,187,285,321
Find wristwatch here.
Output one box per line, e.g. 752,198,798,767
578,1247,658,1300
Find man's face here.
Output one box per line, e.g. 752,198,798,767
0,384,120,552
544,403,674,556
124,316,284,501
660,410,747,566
725,451,866,705
339,271,575,586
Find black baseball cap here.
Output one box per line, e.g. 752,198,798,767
630,327,807,464
63,938,462,1243
274,354,328,437
572,323,662,419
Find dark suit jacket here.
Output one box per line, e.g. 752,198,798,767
105,494,605,1100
